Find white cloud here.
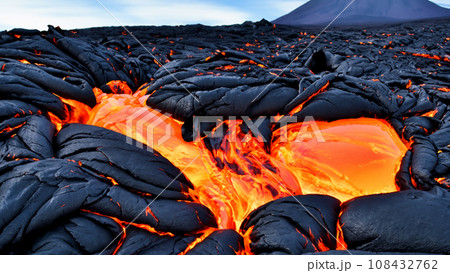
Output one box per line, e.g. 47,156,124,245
113,0,251,26
0,1,116,30
432,0,450,5
0,0,251,30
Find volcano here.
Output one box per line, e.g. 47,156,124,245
274,0,450,26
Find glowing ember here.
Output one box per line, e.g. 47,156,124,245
400,51,450,62
272,118,408,201
215,65,236,71
178,229,215,255
406,80,412,89
49,96,93,131
422,109,439,117
81,209,174,254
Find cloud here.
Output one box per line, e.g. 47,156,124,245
0,0,116,30
0,0,252,30
432,0,450,7
115,0,251,26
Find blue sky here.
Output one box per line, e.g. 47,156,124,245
0,0,449,30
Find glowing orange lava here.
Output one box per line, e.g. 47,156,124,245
55,83,405,236
85,85,301,230
272,118,408,202
400,51,450,62
52,81,409,254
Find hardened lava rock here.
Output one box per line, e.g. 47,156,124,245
0,124,217,254
56,123,194,200
0,159,110,252
240,195,341,255
185,230,244,255
339,188,450,254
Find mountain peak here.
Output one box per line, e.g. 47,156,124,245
274,0,450,26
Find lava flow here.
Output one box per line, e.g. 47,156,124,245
272,118,408,201
84,83,301,230
65,81,407,232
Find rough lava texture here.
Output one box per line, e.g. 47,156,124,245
340,188,450,254
0,19,449,254
240,195,341,255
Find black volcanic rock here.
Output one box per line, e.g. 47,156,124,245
340,188,450,254
240,195,341,255
56,123,194,200
274,0,450,26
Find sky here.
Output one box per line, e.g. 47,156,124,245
0,0,449,30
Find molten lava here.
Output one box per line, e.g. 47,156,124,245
272,118,408,201
53,81,407,253
85,84,301,230
400,51,450,62
49,96,92,131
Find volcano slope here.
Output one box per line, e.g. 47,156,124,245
0,19,449,254
274,0,450,26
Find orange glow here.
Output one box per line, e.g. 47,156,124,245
238,226,254,255
60,97,92,124
100,174,119,186
438,87,450,92
50,82,409,255
435,177,448,187
113,225,127,255
18,59,31,64
336,211,348,250
0,122,26,134
316,238,330,252
215,65,236,71
81,209,174,254
131,223,175,237
178,229,215,255
49,81,135,131
308,228,330,252
106,80,133,95
272,118,407,202
49,95,92,131
289,81,330,115
406,80,412,89
145,207,158,222
400,51,450,62
422,109,438,117
87,89,301,230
